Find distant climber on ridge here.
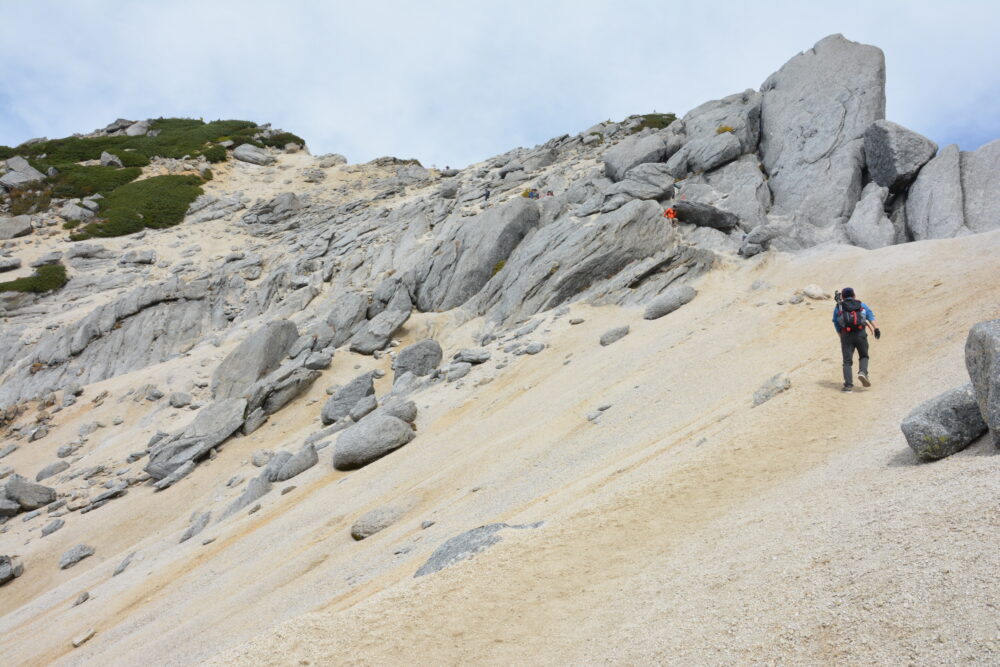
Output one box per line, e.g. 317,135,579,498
833,287,880,392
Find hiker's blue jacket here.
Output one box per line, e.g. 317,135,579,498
833,302,874,333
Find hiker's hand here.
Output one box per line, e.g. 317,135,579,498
874,328,881,340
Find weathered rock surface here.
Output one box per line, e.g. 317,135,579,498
4,474,56,510
413,198,540,311
901,384,987,460
0,215,34,240
333,414,415,470
145,398,247,480
965,318,1000,446
863,120,937,190
644,285,697,320
0,555,24,585
752,374,791,406
212,320,299,399
35,461,69,482
905,144,966,240
759,34,885,233
960,138,1000,234
604,132,674,182
271,444,318,482
844,183,895,249
321,372,376,425
233,144,275,166
674,200,738,231
350,505,405,540
414,522,541,577
600,326,630,346
394,339,443,381
59,544,95,569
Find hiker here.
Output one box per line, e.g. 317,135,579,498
833,287,880,392
664,207,677,225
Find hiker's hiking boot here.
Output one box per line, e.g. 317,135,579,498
842,384,853,393
858,371,871,387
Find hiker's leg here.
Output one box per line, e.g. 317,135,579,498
840,334,854,385
857,334,870,375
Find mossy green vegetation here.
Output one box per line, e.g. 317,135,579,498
260,131,305,148
74,174,204,239
201,144,227,163
0,145,15,160
0,263,68,293
50,165,142,199
8,187,53,216
20,118,256,165
631,113,678,133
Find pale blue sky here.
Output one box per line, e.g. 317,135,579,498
2,0,998,167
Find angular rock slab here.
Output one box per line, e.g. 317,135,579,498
863,120,937,190
414,522,543,577
900,384,987,460
145,398,247,480
413,198,540,311
212,320,299,399
59,544,95,569
965,318,1000,446
333,414,415,471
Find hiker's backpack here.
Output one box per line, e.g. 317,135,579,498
838,298,867,333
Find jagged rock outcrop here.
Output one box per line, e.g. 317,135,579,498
472,200,675,325
413,198,540,311
759,34,886,238
145,399,248,480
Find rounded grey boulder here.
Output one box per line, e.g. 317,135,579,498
599,326,630,346
350,505,405,540
4,474,57,510
644,285,697,320
900,384,987,460
393,339,443,381
333,414,415,471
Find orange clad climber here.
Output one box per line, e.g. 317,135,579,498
664,207,677,223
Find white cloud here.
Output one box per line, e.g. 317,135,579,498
1,0,999,166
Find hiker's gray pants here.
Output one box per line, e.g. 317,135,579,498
840,331,869,386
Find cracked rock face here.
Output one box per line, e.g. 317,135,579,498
759,34,886,233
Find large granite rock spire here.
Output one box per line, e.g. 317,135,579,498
759,34,886,236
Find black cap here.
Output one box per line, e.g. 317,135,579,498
842,287,855,298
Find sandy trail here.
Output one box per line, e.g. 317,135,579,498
2,226,998,665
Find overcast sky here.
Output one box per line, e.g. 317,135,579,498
2,1,999,168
